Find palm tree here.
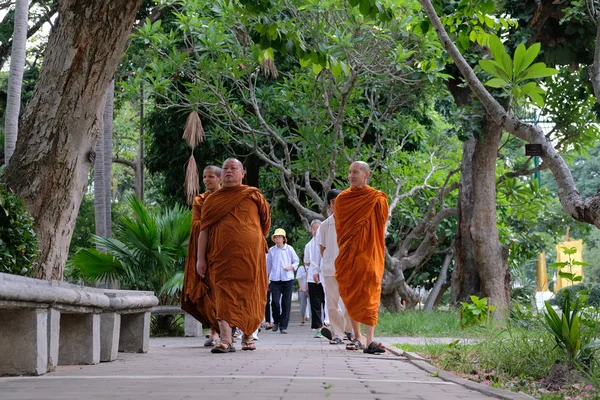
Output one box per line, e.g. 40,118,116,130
4,0,28,164
72,196,191,303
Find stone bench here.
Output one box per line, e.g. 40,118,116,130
0,272,158,376
151,305,203,337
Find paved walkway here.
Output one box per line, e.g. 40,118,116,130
1,322,526,400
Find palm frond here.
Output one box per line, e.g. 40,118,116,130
72,248,126,283
158,271,184,297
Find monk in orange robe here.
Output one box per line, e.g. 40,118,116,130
197,158,271,353
181,165,222,346
335,161,388,354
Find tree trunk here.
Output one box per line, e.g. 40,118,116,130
103,80,114,236
93,112,106,239
471,117,509,317
452,138,481,303
4,0,142,280
3,0,28,164
424,248,454,311
380,290,403,313
135,82,144,200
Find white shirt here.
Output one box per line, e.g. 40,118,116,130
266,244,299,281
303,237,321,283
318,215,338,277
296,265,309,290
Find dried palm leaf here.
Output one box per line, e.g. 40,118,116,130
183,111,204,148
184,154,200,205
260,58,279,80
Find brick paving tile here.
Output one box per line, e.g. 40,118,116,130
0,315,525,400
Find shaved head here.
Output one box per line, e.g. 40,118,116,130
204,165,222,177
223,158,244,170
348,161,370,188
352,161,370,174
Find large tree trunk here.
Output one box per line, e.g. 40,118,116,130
4,0,142,280
3,0,28,164
471,118,509,317
452,138,481,303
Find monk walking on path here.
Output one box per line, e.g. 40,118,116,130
180,166,222,347
335,161,389,354
196,158,271,353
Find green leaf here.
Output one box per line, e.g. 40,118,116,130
500,53,513,80
521,43,541,72
487,35,508,69
520,64,558,81
479,59,508,80
485,78,509,88
512,43,527,76
359,0,372,16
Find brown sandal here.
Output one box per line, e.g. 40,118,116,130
211,342,235,353
241,334,257,351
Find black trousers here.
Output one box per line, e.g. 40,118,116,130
265,289,271,323
308,282,325,329
270,280,293,330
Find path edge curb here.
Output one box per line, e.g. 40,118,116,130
381,342,535,400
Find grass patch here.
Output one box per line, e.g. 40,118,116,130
376,309,491,338
394,325,599,399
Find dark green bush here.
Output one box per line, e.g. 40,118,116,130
0,182,38,276
550,283,600,308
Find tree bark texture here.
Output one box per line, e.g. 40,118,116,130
452,138,481,303
3,0,28,164
103,80,114,236
4,0,142,280
471,118,509,316
93,112,106,238
135,82,144,200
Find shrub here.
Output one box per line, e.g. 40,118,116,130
551,283,600,308
0,182,38,276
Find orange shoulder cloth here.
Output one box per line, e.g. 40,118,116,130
200,185,268,232
335,185,388,245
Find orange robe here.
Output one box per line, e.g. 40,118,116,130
334,185,388,326
200,185,271,334
181,191,219,331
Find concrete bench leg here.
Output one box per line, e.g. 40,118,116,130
184,313,202,337
119,311,150,353
58,313,100,365
100,312,121,362
0,308,48,376
47,308,60,372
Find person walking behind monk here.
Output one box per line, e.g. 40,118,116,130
197,158,271,353
305,219,326,338
181,165,222,347
296,258,310,326
317,189,353,345
266,228,299,334
335,161,389,354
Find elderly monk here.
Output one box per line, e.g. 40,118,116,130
197,158,271,353
335,161,389,354
181,165,222,347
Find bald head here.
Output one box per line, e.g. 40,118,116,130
221,158,245,187
348,161,370,188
